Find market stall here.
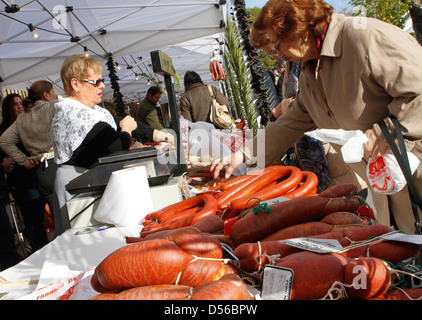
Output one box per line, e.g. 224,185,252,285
1,162,422,300
1,0,422,303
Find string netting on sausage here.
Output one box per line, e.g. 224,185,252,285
339,230,407,257
320,231,422,300
321,193,360,214
173,254,231,286
321,266,422,300
383,260,422,295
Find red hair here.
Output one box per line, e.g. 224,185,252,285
252,0,333,47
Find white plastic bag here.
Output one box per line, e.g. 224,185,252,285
366,149,420,195
305,128,421,195
180,119,246,162
305,128,368,163
18,265,97,300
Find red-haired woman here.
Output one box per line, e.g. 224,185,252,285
212,0,422,234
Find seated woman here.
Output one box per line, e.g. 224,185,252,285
51,54,172,235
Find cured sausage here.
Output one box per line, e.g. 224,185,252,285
329,224,419,264
218,166,299,210
282,171,319,199
113,284,190,300
210,57,226,81
216,174,262,209
342,224,393,242
341,238,420,264
192,214,225,234
344,257,391,299
93,233,225,291
147,193,217,223
218,174,256,191
125,226,202,244
190,274,251,300
233,231,349,272
261,221,334,242
320,211,365,226
141,194,218,235
92,274,251,300
219,166,284,191
229,184,360,246
140,206,219,237
229,166,302,210
274,251,350,300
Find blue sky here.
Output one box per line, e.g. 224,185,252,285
245,0,354,13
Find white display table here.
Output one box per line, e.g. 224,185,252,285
0,225,142,300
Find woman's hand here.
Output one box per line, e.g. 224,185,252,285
271,97,294,119
153,130,177,146
119,115,137,134
210,150,245,179
363,129,389,159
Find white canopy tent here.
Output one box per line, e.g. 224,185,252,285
0,0,228,102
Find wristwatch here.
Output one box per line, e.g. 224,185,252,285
164,134,171,142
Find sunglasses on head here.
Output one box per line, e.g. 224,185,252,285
82,78,105,86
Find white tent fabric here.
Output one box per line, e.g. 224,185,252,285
0,0,227,101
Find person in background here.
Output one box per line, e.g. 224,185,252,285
0,156,21,271
51,54,172,235
179,71,231,124
273,59,286,102
0,94,49,252
22,98,33,111
0,95,22,270
0,81,59,227
0,94,24,132
136,86,164,131
211,0,422,235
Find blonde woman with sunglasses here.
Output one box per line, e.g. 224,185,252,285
51,54,172,235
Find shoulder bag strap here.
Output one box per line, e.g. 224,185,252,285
379,115,422,234
208,86,215,99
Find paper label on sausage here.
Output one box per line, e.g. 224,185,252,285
261,196,290,206
279,238,344,254
379,232,422,245
260,265,293,300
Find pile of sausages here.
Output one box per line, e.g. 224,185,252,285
90,166,422,300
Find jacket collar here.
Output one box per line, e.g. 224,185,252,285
320,13,344,58
186,82,204,91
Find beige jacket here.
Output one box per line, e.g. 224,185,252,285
246,14,422,232
0,99,57,166
180,83,231,123
251,13,422,164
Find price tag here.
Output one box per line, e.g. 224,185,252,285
261,265,293,300
379,231,422,245
261,196,290,206
279,238,344,254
